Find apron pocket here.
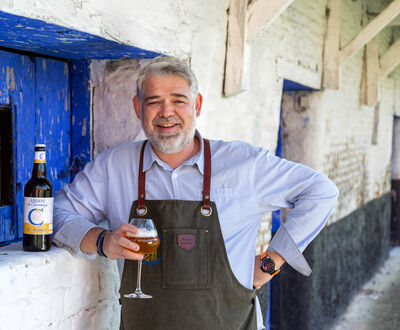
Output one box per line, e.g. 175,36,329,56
162,228,211,290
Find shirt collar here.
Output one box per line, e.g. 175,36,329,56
142,130,205,175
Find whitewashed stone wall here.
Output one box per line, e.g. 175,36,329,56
1,0,400,328
0,243,120,329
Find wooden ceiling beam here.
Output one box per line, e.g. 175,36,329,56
246,0,295,41
338,0,400,64
322,0,341,89
379,37,400,80
223,0,247,97
360,36,379,106
224,0,294,96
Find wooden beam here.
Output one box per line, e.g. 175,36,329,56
360,48,367,105
389,14,400,26
363,36,379,106
367,13,400,26
322,0,341,89
224,0,247,96
246,0,294,41
379,37,400,80
339,0,400,64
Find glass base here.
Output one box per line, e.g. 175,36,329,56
124,292,152,299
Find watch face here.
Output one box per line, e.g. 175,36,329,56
261,258,276,274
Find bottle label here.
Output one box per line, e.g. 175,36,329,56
23,197,53,235
34,151,46,164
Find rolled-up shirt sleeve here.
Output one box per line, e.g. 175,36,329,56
253,150,339,276
53,151,109,255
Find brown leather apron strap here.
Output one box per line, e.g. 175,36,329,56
137,138,212,217
201,138,212,216
137,140,148,215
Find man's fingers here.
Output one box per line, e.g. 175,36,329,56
120,247,144,260
118,235,140,252
102,226,144,260
119,223,139,235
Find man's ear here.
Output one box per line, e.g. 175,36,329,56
195,93,203,117
133,95,141,119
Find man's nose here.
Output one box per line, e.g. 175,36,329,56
159,101,175,118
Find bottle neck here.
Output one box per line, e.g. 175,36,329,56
32,162,47,178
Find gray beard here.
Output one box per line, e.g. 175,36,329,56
142,117,196,154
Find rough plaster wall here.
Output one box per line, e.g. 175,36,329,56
0,244,120,329
90,59,147,156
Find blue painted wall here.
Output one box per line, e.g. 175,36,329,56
0,10,160,60
0,51,72,244
70,60,91,178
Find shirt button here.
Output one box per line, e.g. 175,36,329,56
172,173,178,178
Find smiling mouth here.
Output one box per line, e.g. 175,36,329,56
157,123,178,128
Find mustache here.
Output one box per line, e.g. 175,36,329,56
152,117,183,125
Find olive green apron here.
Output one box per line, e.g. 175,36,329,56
120,139,257,330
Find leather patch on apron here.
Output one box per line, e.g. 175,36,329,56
177,233,196,251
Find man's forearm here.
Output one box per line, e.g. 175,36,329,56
80,223,144,260
80,227,106,255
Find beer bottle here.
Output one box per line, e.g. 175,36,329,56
23,144,53,251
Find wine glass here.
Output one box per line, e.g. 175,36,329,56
123,218,160,299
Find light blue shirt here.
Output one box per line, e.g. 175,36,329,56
54,131,338,329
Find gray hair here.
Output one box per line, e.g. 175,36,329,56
136,56,199,100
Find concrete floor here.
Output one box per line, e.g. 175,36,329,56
335,246,400,330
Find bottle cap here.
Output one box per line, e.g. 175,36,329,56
35,144,46,147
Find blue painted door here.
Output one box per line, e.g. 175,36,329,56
0,50,71,245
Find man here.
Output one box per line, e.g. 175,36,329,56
54,56,338,330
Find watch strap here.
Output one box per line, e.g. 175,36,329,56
96,229,109,258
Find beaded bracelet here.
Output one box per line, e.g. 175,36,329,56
96,229,109,258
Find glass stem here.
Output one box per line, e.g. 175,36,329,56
135,259,143,294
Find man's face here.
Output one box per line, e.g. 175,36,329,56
134,75,202,154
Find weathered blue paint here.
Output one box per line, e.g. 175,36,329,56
0,50,72,243
282,79,315,91
70,60,91,177
0,10,160,60
35,57,71,192
0,205,12,246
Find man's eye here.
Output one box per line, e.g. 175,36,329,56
174,100,185,104
147,101,159,106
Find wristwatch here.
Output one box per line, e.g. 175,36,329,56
260,251,280,276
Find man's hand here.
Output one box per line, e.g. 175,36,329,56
253,251,285,289
253,255,272,289
102,224,144,260
80,224,144,260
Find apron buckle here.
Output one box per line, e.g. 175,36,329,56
136,206,148,216
200,206,212,216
